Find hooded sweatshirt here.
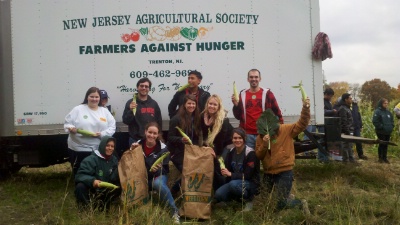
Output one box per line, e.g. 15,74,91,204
255,104,310,174
372,99,394,135
75,136,119,188
122,96,162,141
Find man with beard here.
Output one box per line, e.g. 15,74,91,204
122,78,162,146
232,69,283,150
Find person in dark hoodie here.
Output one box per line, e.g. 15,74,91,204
122,78,162,146
130,122,180,224
168,70,210,119
352,100,368,160
372,98,394,163
75,136,120,210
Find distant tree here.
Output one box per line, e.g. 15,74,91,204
360,78,391,106
389,87,400,101
350,83,361,100
328,81,350,102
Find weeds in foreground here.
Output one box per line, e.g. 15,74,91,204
1,149,400,225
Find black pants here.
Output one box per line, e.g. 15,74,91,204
75,182,120,210
376,133,391,160
68,149,91,176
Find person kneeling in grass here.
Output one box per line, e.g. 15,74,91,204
213,127,260,211
255,97,310,214
75,136,120,210
130,122,180,224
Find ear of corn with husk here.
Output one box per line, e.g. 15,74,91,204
98,181,119,189
233,81,239,102
149,152,170,172
292,80,307,101
218,157,225,169
77,129,95,136
177,83,190,92
175,126,193,145
132,93,137,115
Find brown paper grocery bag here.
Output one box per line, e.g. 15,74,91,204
180,145,214,219
118,146,148,207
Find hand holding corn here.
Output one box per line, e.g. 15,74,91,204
303,97,310,108
149,163,162,172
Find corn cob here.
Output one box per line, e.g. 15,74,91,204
233,81,239,102
149,152,170,172
292,80,307,101
218,157,225,169
76,128,95,136
132,93,137,115
177,83,190,92
175,126,193,145
98,181,119,189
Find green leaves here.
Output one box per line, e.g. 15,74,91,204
256,109,280,137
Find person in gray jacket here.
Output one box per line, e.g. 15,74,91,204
338,93,356,163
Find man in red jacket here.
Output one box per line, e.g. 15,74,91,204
232,69,283,150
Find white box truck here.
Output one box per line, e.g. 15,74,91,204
0,0,323,174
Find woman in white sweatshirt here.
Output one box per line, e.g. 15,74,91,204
64,87,116,175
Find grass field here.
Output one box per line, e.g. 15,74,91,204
1,145,400,225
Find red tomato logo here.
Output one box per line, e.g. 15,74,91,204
130,31,140,42
121,33,131,43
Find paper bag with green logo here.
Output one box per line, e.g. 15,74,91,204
118,146,148,207
180,145,214,219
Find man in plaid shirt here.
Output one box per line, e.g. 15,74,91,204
232,69,283,150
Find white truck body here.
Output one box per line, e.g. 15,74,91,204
0,0,323,170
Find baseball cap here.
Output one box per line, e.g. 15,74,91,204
100,90,109,99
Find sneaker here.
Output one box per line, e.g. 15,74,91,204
301,199,311,216
383,159,390,164
242,201,253,212
172,211,180,224
378,159,384,163
359,155,368,160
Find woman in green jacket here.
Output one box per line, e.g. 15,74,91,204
372,98,394,163
75,136,120,210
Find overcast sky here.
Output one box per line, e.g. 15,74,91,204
319,0,400,88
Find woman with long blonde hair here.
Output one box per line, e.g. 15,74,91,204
200,94,233,189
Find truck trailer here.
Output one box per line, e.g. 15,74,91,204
0,0,324,175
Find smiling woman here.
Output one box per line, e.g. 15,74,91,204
64,87,116,175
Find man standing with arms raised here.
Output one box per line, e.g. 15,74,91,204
168,70,210,119
232,69,283,149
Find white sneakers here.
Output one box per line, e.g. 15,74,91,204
242,201,253,212
172,211,180,224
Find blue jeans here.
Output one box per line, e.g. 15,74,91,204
341,141,354,162
246,134,257,150
264,170,301,210
149,175,178,214
214,179,257,202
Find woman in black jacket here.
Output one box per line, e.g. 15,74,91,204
167,94,202,172
200,94,233,189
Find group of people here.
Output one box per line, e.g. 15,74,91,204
63,68,314,222
322,88,395,164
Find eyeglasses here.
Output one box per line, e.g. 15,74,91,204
139,84,149,89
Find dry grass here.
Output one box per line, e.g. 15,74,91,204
1,147,400,225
